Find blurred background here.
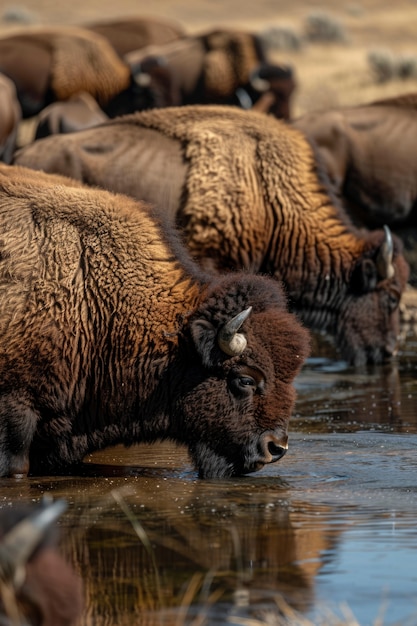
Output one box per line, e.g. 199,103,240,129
1,0,416,117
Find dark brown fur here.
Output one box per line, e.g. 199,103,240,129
14,105,409,365
0,163,309,479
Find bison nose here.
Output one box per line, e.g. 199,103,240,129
260,432,288,464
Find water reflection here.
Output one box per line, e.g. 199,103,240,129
57,475,345,625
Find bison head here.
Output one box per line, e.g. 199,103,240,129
176,274,310,478
337,225,409,366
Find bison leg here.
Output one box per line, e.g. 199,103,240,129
0,393,38,477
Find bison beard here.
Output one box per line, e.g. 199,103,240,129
0,164,310,480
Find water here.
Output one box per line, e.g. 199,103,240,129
1,330,417,625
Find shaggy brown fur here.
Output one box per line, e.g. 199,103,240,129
50,27,131,102
0,162,309,479
292,92,417,225
13,105,410,366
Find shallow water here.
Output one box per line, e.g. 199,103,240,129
2,330,417,626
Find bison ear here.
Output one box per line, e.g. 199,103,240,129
350,258,378,294
190,318,218,367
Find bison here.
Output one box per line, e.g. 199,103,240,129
13,106,409,366
125,28,296,119
0,26,156,119
0,163,310,479
0,498,84,626
292,92,417,228
292,93,417,283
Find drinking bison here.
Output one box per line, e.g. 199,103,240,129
13,106,410,366
0,164,310,479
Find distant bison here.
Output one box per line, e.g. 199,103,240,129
125,28,296,119
0,498,84,626
0,164,310,479
0,26,154,119
292,93,417,228
13,106,409,365
293,93,417,284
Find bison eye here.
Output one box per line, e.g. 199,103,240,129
239,376,256,388
229,374,263,398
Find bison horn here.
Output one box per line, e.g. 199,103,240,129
218,307,252,356
0,498,67,586
376,225,395,280
249,68,270,93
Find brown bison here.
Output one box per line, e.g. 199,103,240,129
292,92,417,228
0,26,156,119
0,163,310,479
83,15,186,57
292,93,417,284
0,498,84,626
14,106,409,366
125,28,296,119
0,72,21,163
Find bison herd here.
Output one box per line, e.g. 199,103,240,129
0,14,415,486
